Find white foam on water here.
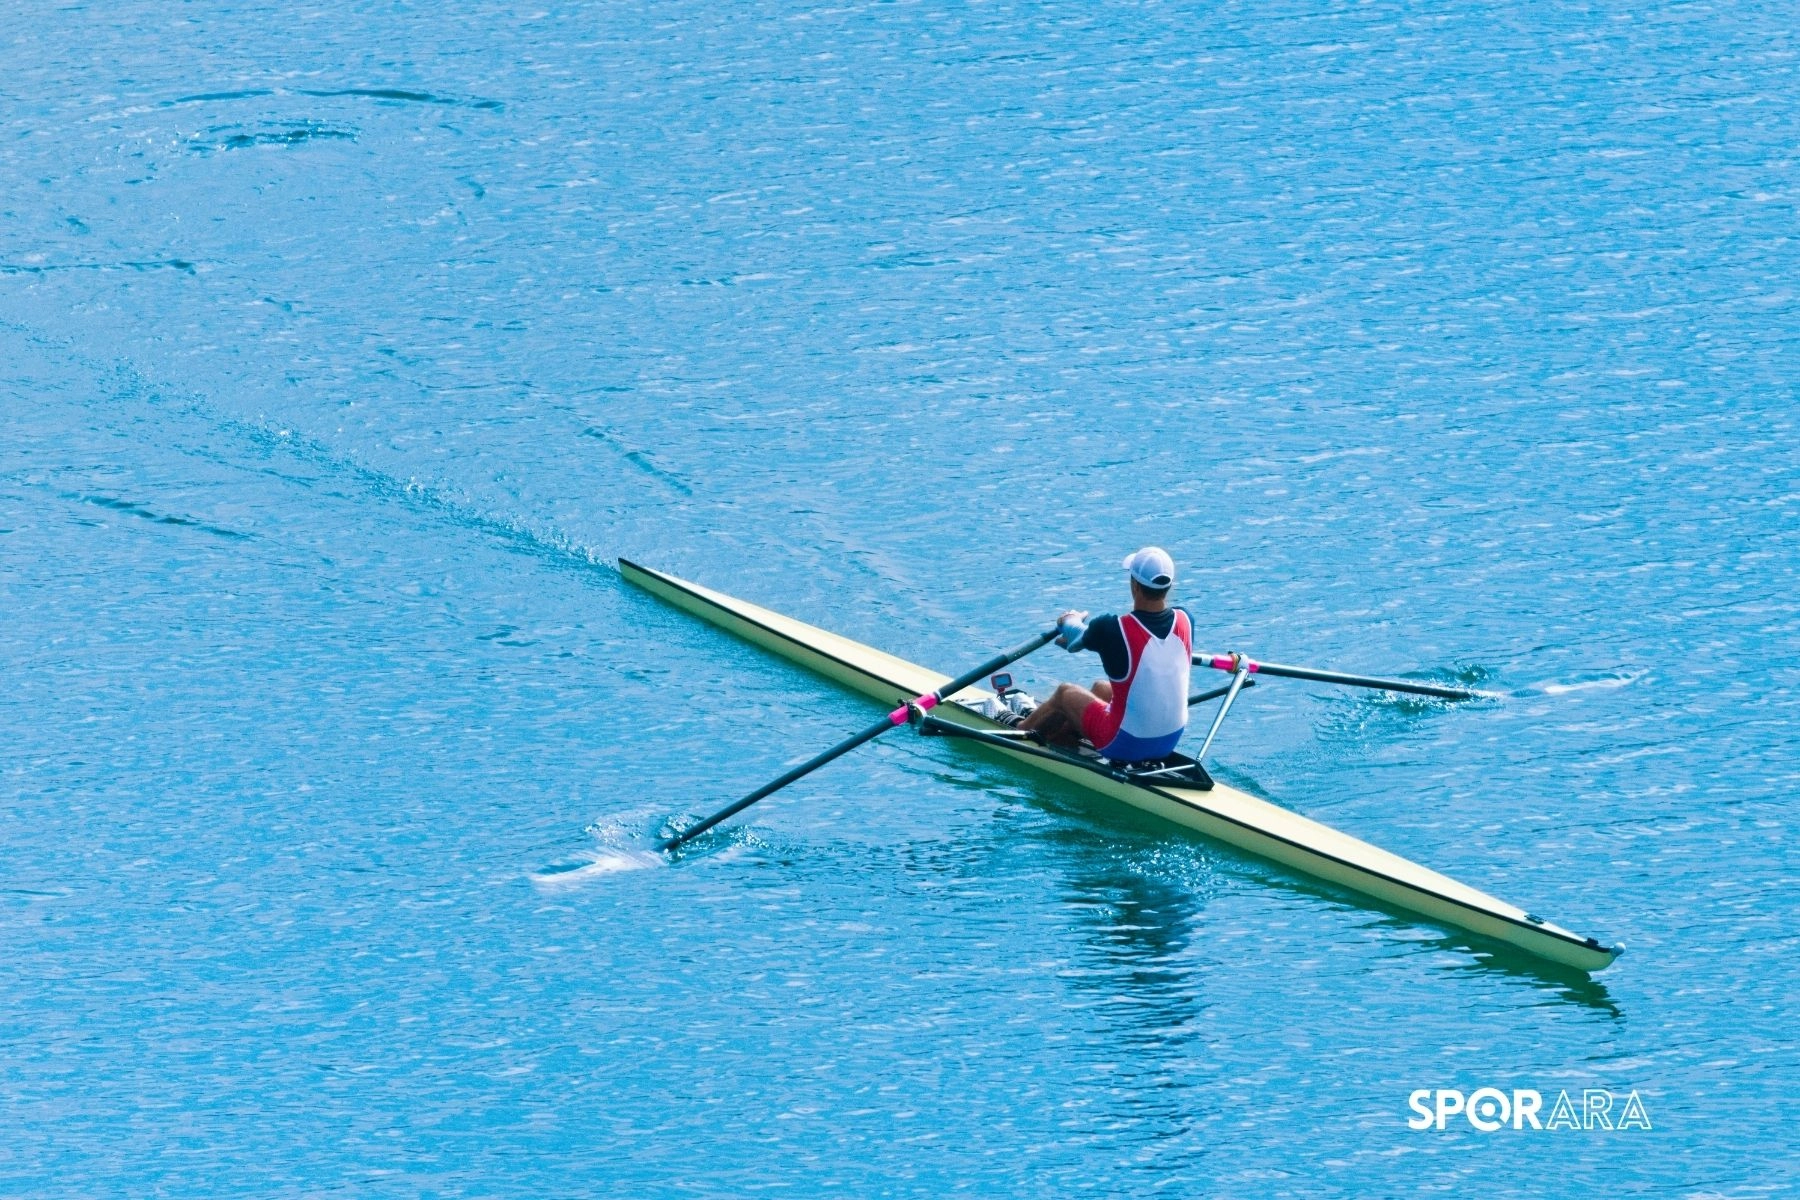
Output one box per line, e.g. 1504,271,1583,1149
1542,672,1644,696
531,848,666,886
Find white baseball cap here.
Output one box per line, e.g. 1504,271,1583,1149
1122,546,1175,589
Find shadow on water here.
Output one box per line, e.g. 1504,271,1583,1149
166,86,504,111
913,738,1623,1018
1000,809,1216,1043
185,122,359,153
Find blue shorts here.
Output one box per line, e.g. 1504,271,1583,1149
1096,727,1183,763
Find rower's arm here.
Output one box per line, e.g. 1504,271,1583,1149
1073,615,1131,679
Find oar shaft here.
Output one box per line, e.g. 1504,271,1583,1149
931,628,1063,715
1193,653,1477,700
661,628,1057,850
660,714,892,849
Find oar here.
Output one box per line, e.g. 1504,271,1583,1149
660,628,1058,851
1193,652,1481,700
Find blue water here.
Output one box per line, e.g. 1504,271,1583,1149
4,1,1796,1194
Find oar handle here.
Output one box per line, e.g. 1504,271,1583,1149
1193,652,1479,701
660,627,1058,851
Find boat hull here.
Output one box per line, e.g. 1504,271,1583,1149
621,559,1620,973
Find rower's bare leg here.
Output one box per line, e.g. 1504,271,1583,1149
1030,681,1113,745
1019,682,1104,739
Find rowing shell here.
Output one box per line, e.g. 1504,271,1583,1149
620,559,1621,973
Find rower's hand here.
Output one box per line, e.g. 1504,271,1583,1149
1054,610,1089,650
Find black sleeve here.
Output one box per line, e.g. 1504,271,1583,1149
1077,614,1131,681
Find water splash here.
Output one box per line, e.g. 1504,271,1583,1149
532,848,665,884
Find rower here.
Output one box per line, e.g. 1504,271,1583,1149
1010,547,1193,762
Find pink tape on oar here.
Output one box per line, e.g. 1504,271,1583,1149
1199,654,1259,674
887,693,940,725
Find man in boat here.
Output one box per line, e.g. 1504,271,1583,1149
1007,547,1193,762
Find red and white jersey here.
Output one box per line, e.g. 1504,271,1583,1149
1085,610,1193,749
